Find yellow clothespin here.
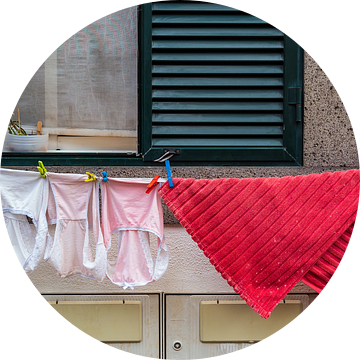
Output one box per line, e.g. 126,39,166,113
85,172,97,182
37,161,47,178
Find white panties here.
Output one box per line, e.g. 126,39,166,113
45,172,107,281
1,168,49,271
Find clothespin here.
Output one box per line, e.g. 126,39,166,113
165,160,173,187
102,171,108,182
37,161,47,178
146,174,160,194
85,172,97,182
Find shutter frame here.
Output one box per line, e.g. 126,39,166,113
140,2,303,165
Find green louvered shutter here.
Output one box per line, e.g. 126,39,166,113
140,1,303,165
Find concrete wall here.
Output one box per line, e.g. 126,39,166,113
4,52,359,297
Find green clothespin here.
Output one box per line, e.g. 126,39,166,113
37,161,47,178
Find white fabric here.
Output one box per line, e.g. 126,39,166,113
45,172,106,281
0,168,49,271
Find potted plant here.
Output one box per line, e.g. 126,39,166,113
8,109,28,135
3,109,48,152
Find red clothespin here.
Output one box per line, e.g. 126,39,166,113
146,175,160,194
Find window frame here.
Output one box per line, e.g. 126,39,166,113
1,3,304,167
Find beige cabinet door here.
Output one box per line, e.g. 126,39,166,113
43,294,160,358
165,294,309,359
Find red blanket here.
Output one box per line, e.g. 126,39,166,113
159,170,359,318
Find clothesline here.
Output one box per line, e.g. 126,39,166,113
35,160,170,186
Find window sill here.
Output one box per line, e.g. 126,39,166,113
1,150,302,167
1,151,142,166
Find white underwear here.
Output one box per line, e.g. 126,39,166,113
45,172,107,281
1,168,49,271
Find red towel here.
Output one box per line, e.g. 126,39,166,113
159,170,359,318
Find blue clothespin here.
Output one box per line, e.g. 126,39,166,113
165,160,173,187
102,171,108,182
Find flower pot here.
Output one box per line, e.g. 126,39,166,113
3,126,49,152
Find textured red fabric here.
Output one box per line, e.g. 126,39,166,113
159,170,359,318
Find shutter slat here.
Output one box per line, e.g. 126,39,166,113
152,28,283,37
153,65,283,74
152,113,283,124
152,53,284,62
152,14,266,24
153,40,284,49
152,89,283,99
152,102,283,111
153,125,283,136
152,138,283,147
152,2,238,12
153,77,284,87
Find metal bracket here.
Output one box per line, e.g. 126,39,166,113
154,148,181,162
288,87,302,122
162,148,181,155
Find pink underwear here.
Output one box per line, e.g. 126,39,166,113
101,178,168,289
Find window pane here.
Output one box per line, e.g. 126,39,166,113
13,6,138,151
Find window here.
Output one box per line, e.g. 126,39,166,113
2,1,303,166
6,6,138,155
43,7,138,153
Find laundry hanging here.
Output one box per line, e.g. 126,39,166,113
0,168,50,271
1,168,168,287
2,166,357,302
159,169,360,318
45,172,107,281
101,178,168,289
